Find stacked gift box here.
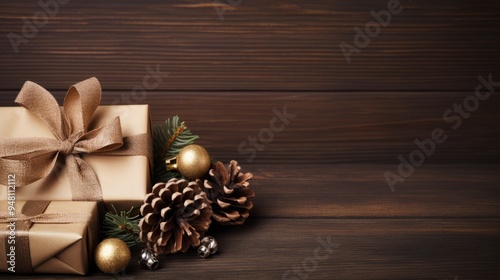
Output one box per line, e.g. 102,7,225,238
0,78,152,274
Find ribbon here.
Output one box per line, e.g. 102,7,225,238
0,201,92,273
0,211,91,224
0,78,150,201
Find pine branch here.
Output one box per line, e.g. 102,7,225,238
101,205,141,247
153,115,199,183
160,124,185,160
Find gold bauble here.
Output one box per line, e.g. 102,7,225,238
166,144,211,179
95,238,131,274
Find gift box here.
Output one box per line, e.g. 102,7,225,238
0,201,99,274
0,78,152,212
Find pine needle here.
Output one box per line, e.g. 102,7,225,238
153,116,199,183
101,205,141,247
160,124,185,160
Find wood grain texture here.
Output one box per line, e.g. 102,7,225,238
1,0,500,279
4,164,500,279
248,164,500,218
1,90,499,164
1,0,499,91
8,219,500,279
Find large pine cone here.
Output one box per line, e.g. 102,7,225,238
139,178,212,254
202,160,255,225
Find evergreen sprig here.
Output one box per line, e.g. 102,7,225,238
101,206,141,247
153,115,199,183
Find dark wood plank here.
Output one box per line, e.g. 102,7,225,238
1,91,499,164
0,0,499,91
248,164,500,218
1,1,499,279
8,219,500,279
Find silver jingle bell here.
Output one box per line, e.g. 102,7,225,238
138,248,159,270
198,236,218,258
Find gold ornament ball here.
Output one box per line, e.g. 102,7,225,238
175,144,211,179
95,238,131,274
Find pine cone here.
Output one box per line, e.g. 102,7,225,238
202,160,255,225
139,178,212,254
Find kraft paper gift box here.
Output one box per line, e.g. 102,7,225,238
0,78,152,212
0,201,99,275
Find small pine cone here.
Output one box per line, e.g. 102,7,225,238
202,160,255,225
139,178,212,254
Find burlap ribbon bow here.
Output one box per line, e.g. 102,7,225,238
0,78,150,200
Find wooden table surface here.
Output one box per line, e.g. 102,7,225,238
1,1,499,279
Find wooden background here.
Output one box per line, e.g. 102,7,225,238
1,0,499,279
